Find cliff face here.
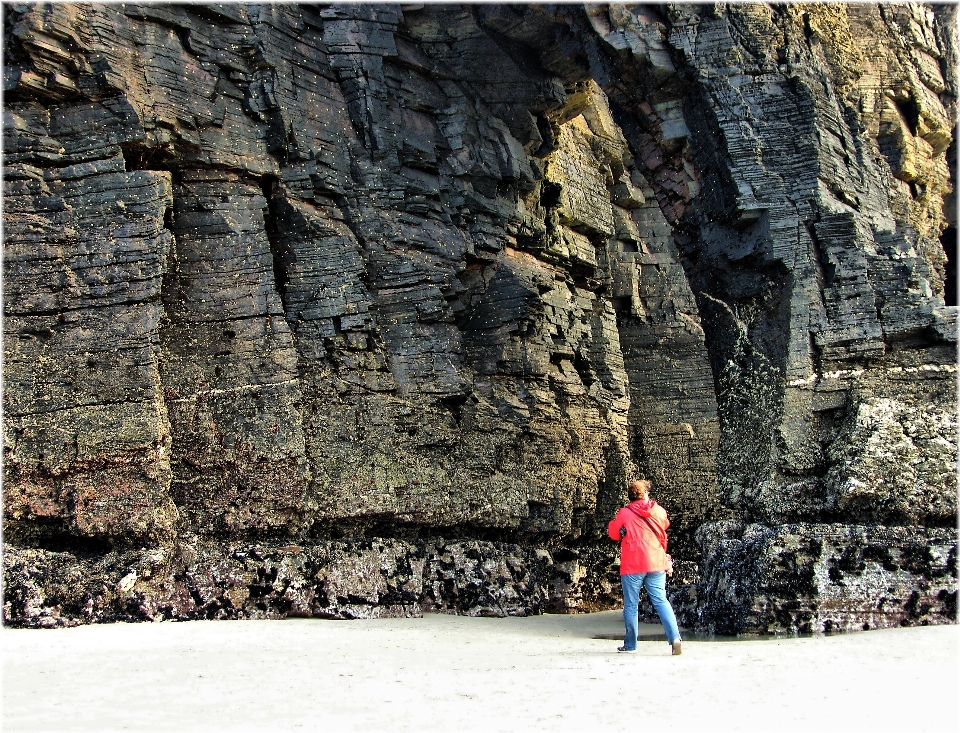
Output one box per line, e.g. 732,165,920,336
3,3,956,632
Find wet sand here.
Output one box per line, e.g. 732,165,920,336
3,611,957,732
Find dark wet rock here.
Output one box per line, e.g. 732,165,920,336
2,538,623,627
3,3,956,631
694,521,957,634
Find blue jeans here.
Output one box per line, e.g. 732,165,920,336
621,571,680,650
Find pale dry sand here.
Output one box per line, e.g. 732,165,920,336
3,611,957,733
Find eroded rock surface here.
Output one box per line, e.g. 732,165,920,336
4,3,956,632
2,536,622,627
695,521,956,634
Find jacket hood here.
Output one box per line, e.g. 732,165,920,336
628,499,656,516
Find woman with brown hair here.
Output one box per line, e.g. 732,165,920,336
607,479,682,655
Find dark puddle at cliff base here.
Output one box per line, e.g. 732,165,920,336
592,631,844,642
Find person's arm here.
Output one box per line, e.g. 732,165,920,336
607,510,626,541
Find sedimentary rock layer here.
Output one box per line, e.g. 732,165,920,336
3,3,956,631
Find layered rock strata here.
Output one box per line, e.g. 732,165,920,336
3,3,956,632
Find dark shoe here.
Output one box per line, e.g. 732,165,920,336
672,640,682,656
617,646,636,653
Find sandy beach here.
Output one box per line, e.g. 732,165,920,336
3,611,957,732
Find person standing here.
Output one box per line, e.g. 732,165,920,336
607,479,682,655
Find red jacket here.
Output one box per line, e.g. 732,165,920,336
607,499,670,575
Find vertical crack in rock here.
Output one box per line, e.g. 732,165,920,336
942,225,957,306
260,174,290,305
158,169,311,540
